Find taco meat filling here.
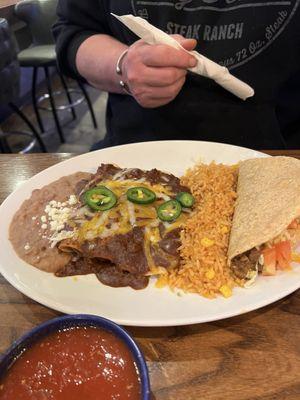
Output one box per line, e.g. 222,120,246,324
231,248,261,280
231,218,300,281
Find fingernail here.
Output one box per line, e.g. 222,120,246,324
189,57,197,67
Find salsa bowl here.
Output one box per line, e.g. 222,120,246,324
0,314,151,399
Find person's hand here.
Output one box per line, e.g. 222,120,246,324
121,36,197,108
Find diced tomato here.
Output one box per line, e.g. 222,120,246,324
288,219,298,229
275,241,292,270
261,241,292,275
262,247,276,276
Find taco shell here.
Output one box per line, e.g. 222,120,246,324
228,156,300,263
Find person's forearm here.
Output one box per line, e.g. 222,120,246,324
76,34,128,93
75,32,197,108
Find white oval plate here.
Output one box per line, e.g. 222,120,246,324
0,141,299,327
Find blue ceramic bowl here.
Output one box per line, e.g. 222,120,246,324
0,314,151,399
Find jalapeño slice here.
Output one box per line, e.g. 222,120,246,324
84,186,117,211
176,192,195,208
157,200,182,222
127,187,156,205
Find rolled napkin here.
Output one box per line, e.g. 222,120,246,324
112,13,254,100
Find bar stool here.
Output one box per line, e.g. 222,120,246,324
14,0,98,143
0,18,46,153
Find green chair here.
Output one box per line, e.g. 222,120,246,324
14,0,98,143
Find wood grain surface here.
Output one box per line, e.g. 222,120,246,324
0,0,18,10
0,152,299,400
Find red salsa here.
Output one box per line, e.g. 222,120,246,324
0,326,141,400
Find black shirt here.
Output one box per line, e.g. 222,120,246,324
53,0,300,149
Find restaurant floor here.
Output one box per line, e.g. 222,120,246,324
1,76,107,153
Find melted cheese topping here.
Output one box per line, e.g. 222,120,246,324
66,179,191,274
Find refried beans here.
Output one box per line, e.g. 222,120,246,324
9,172,91,273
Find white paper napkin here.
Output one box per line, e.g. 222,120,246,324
112,14,254,100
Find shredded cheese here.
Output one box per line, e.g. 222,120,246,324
127,201,136,227
144,226,157,273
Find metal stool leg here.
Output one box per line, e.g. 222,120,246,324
32,67,45,133
8,102,47,152
44,66,65,143
76,80,98,129
58,70,76,121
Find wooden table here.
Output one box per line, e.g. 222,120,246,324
0,152,300,400
0,0,18,22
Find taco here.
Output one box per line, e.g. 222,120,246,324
228,156,300,283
